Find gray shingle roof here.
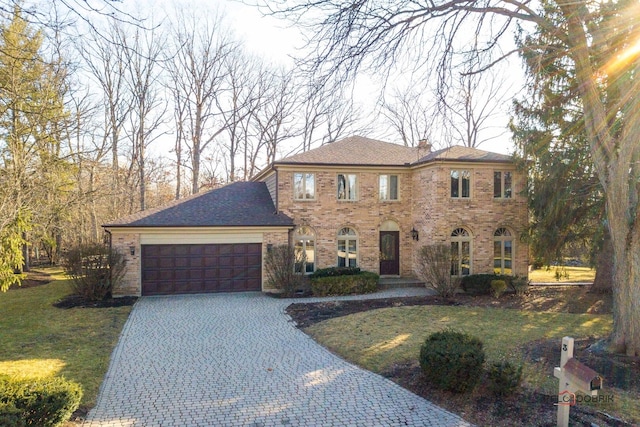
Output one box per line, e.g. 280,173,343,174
416,145,513,164
276,135,419,166
103,182,294,228
274,135,513,167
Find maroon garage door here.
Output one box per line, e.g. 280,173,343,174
141,243,262,296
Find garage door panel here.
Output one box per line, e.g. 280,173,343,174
142,243,262,296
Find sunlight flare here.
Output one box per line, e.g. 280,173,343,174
602,35,640,76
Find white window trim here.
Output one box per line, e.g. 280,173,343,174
337,227,358,267
379,174,400,201
337,173,358,201
494,227,514,275
293,226,316,274
451,227,473,276
450,169,472,199
293,172,316,201
494,171,514,199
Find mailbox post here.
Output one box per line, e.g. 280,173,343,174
553,336,603,427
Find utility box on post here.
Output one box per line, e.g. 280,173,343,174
553,336,604,427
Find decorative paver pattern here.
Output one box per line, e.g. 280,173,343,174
84,289,472,426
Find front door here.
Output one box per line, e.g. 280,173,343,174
379,231,400,275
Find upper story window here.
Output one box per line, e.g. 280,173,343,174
293,172,315,200
451,170,471,198
494,171,513,199
337,173,357,200
379,174,399,200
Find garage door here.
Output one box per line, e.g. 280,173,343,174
141,243,262,296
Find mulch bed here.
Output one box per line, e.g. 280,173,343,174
53,295,138,309
9,269,54,290
285,288,638,427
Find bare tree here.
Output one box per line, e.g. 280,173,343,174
166,9,236,194
79,20,132,214
379,86,434,147
250,67,298,168
440,60,511,148
121,23,166,211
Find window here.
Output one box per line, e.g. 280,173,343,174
494,228,513,275
337,174,357,200
293,172,315,200
451,170,471,198
337,227,358,267
379,174,399,200
294,226,315,274
494,171,513,199
451,228,472,276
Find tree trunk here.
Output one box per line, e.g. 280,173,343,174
591,227,613,293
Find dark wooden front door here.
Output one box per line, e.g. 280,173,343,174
379,231,400,275
141,243,262,296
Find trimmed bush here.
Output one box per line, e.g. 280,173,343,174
460,274,513,296
311,271,379,296
486,361,523,397
491,280,507,298
310,266,361,278
511,276,530,296
419,330,485,393
62,243,126,301
0,401,24,427
0,375,82,427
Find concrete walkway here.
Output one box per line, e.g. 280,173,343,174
84,289,471,426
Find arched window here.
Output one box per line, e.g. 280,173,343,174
337,227,358,267
294,226,315,274
451,228,472,276
494,227,513,275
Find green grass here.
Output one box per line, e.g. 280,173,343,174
528,266,596,283
305,305,639,423
0,269,133,410
306,305,612,371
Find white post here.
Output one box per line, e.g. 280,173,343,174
556,336,574,427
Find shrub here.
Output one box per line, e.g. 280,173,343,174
419,330,485,393
416,244,459,298
486,361,523,397
62,243,126,301
264,245,305,296
511,276,530,296
0,375,82,427
309,266,361,278
0,401,24,427
491,280,507,298
311,271,379,296
460,274,513,296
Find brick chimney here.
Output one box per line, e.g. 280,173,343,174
418,138,432,153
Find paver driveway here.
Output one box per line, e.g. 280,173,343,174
84,291,472,426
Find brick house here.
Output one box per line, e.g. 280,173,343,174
105,136,528,296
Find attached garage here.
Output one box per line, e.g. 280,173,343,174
103,182,293,297
141,243,262,296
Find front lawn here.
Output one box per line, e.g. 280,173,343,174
0,268,133,417
528,265,596,282
302,298,639,426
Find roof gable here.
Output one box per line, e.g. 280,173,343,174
272,135,513,168
416,145,513,164
104,182,293,228
276,135,419,166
